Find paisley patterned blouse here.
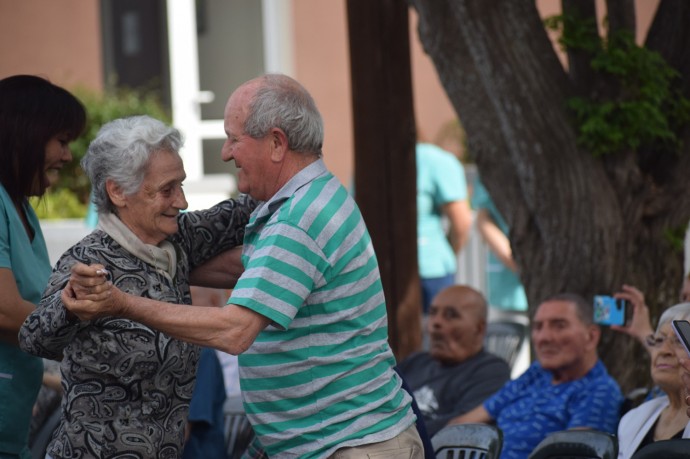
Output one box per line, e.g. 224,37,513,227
19,196,254,459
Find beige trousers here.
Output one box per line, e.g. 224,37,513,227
327,424,425,459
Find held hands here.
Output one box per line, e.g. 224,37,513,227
61,263,120,321
610,284,653,346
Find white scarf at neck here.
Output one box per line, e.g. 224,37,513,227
98,212,177,280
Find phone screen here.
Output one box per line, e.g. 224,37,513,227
593,295,627,326
672,320,690,357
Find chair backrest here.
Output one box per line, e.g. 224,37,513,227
484,321,527,367
630,438,690,459
431,423,503,459
223,396,255,459
527,429,618,459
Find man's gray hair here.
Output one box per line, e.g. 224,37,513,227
81,115,183,215
244,74,324,156
538,293,593,326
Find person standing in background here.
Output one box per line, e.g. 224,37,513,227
470,176,528,316
416,141,473,314
0,74,86,459
470,176,530,376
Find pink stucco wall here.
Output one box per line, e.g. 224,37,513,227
0,0,660,186
0,0,102,91
291,1,458,185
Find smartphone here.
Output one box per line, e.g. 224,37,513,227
593,295,628,326
672,320,690,357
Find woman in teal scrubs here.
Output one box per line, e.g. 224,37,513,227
0,75,85,459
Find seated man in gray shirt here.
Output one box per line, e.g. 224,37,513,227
398,285,511,437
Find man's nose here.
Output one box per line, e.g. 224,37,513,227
427,315,441,330
532,327,551,343
221,142,234,162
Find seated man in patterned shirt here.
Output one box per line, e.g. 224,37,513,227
449,293,624,459
398,285,511,437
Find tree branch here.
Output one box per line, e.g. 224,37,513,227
562,0,599,94
606,0,636,37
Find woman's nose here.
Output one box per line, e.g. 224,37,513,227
175,187,188,210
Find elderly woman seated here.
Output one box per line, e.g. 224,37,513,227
613,291,690,459
19,115,254,459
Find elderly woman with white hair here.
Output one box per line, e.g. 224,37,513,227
19,115,254,459
614,296,690,458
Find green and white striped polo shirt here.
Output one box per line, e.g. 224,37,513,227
230,159,415,458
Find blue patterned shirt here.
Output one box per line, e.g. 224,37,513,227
484,360,623,459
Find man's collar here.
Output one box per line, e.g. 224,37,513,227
256,158,327,217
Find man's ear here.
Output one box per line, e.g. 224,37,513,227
106,179,126,208
269,127,289,161
586,324,601,349
476,318,487,337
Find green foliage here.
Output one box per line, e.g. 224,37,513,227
543,13,600,53
30,188,89,219
664,224,689,254
32,87,170,219
545,14,690,157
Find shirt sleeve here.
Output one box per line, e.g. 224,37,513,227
19,239,102,360
19,251,90,360
176,194,256,270
484,363,537,419
230,221,326,330
470,176,490,210
434,153,467,205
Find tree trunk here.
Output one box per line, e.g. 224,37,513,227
408,0,690,392
347,0,421,360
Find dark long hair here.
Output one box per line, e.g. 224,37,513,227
0,75,86,205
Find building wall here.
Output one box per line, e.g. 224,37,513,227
0,0,660,186
0,0,103,91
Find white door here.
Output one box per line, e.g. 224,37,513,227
165,0,293,209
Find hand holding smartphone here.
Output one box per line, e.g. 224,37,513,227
593,295,629,326
672,320,690,358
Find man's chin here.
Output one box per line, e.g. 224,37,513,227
429,348,448,360
536,356,559,370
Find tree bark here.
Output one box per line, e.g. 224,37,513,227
408,0,690,391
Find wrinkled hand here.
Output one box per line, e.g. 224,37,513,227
61,263,119,321
69,263,110,299
610,284,653,346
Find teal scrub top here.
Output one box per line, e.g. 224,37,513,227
0,184,48,458
471,177,528,311
416,143,468,279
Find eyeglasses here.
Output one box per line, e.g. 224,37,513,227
645,333,684,349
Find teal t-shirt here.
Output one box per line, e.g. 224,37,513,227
416,143,468,278
471,177,527,311
0,185,48,458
